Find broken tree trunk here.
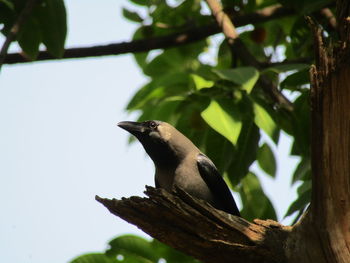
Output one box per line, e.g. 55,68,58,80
96,187,291,263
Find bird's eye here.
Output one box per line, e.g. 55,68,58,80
149,121,158,129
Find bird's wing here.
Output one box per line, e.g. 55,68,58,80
196,153,240,216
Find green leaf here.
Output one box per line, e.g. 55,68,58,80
17,16,41,60
239,172,277,220
143,42,206,77
127,72,189,110
201,128,235,174
289,17,313,58
151,0,201,28
152,97,183,122
300,0,332,14
122,7,143,23
133,52,148,70
128,0,150,6
257,143,277,178
212,67,259,93
151,239,198,263
258,19,288,47
292,157,311,183
280,69,309,90
107,235,157,262
35,0,67,57
297,180,312,195
195,63,218,81
201,99,242,146
290,91,310,157
280,0,333,14
190,74,214,90
216,40,231,69
137,97,183,124
132,27,149,69
240,31,267,61
127,83,165,110
284,181,311,218
263,63,309,74
0,2,15,34
226,121,260,186
253,101,279,142
0,0,13,10
69,253,117,263
143,52,180,77
172,97,210,148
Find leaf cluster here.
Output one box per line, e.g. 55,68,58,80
0,0,67,59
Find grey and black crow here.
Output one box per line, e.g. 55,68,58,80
118,120,240,216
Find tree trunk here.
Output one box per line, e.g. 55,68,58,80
97,1,350,262
307,3,350,260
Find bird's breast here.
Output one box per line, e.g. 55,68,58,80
172,158,215,206
155,156,216,205
155,167,176,192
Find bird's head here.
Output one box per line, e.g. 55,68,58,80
117,120,197,167
117,120,169,144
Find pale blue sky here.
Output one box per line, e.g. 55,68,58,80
0,1,300,263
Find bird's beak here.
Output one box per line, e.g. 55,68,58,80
117,121,144,136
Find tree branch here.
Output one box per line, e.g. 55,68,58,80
205,0,238,42
0,0,39,71
3,5,294,64
96,186,291,263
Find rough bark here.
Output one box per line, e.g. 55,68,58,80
285,2,350,263
308,2,350,261
96,186,291,263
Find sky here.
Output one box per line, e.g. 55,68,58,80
0,1,300,263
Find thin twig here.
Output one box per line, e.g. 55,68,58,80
0,0,39,71
205,0,238,42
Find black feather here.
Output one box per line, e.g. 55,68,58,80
197,153,240,216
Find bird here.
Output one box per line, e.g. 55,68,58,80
117,120,240,216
